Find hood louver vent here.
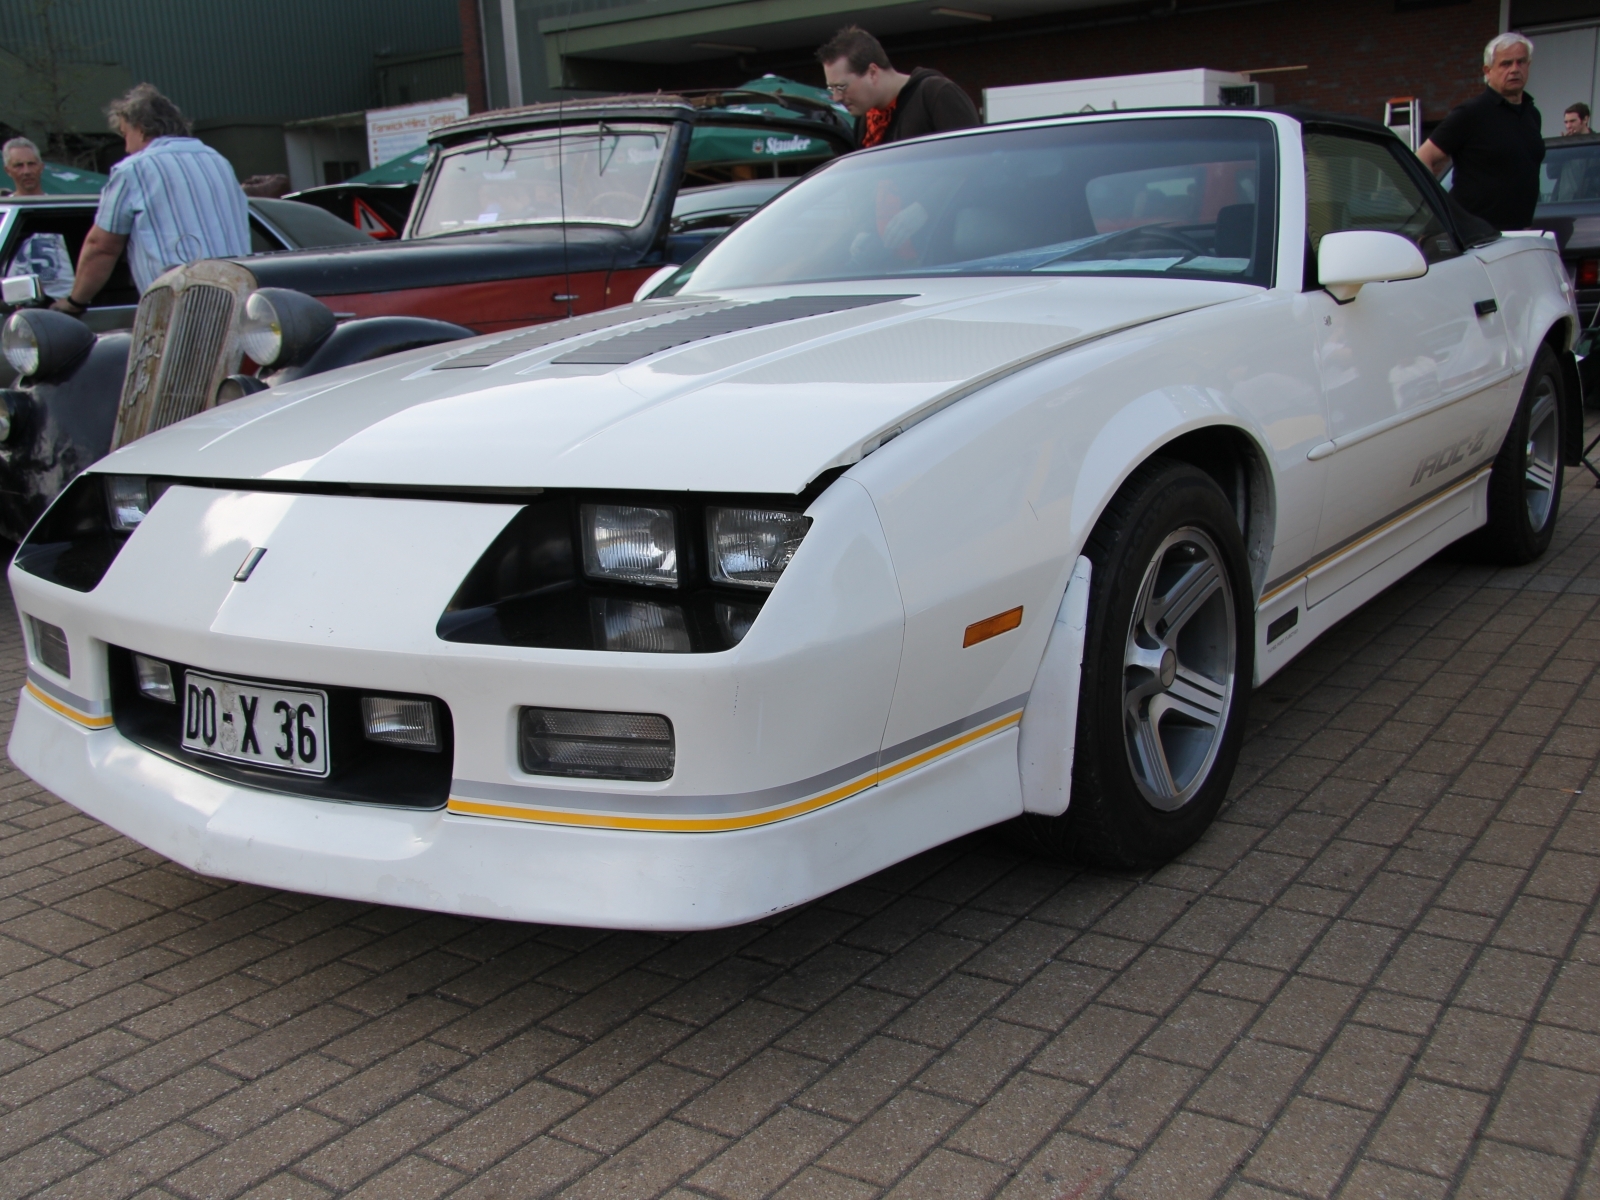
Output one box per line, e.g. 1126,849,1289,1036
549,294,914,366
432,302,711,370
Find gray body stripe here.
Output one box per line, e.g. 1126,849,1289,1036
451,693,1029,818
26,669,112,716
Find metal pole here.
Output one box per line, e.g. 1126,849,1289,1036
499,0,524,107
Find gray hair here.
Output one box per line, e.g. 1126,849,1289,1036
1484,32,1533,68
106,83,190,139
2,137,39,164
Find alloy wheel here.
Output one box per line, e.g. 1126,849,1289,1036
1524,376,1560,532
1122,527,1237,812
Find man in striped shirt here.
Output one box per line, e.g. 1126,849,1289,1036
52,84,249,316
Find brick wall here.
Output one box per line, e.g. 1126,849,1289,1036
876,0,1502,129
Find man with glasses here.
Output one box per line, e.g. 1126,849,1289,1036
817,26,978,148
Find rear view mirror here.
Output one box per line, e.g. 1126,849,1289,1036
1318,230,1427,303
1,274,43,306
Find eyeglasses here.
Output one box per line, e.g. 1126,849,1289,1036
825,82,850,96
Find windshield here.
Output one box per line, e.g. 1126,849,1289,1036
656,116,1277,294
1540,142,1600,204
413,123,669,236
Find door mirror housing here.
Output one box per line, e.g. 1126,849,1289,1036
1318,230,1428,302
1,274,43,307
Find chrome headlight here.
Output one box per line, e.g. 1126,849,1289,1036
2,309,92,380
238,288,335,368
708,507,811,589
105,475,152,532
581,503,678,587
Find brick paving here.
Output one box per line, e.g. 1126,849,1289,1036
2,474,1600,1200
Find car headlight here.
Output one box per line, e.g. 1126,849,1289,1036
708,507,811,589
103,475,171,532
2,309,93,380
581,503,678,587
215,373,270,405
238,288,335,368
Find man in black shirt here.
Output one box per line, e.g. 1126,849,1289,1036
817,26,979,148
1418,33,1543,231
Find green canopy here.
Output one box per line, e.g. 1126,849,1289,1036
3,161,109,194
686,76,846,167
687,125,833,167
343,148,431,186
736,74,850,121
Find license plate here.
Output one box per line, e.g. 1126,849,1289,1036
182,671,330,777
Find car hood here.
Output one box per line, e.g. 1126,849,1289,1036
100,277,1252,495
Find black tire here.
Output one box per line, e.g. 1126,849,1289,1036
1022,459,1254,869
1460,344,1564,566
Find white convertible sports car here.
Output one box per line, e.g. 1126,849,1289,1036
7,108,1578,929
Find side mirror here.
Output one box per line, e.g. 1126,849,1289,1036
1317,230,1427,302
1,274,43,307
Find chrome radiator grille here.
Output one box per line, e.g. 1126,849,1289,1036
112,260,255,450
149,284,233,430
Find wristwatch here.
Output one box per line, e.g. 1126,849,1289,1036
58,295,88,314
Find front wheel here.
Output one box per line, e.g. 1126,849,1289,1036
1023,459,1254,869
1461,344,1564,565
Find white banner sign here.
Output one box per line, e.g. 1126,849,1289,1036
366,96,469,168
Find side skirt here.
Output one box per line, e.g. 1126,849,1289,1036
1255,466,1491,684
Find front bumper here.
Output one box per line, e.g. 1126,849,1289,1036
11,687,1021,928
7,477,1027,926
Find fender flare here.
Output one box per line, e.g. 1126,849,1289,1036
269,316,474,385
1017,555,1093,816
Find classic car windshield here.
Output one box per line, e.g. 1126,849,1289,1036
656,116,1277,293
413,124,669,235
1540,141,1600,203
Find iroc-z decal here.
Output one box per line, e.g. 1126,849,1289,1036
1412,428,1488,487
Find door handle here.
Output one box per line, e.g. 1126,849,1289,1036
1474,298,1498,316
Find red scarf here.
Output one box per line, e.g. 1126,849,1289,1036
862,100,896,147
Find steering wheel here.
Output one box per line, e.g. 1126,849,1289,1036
1111,224,1209,256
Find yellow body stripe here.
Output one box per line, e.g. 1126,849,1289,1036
24,681,114,729
448,710,1024,832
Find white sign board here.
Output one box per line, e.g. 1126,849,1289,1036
366,96,469,168
985,69,1256,123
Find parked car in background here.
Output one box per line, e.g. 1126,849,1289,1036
0,89,852,542
1531,133,1600,391
0,193,372,336
286,76,846,242
7,108,1578,929
0,196,372,538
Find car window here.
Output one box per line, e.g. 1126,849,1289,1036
1540,142,1600,203
250,197,371,248
4,207,138,307
414,124,670,237
655,116,1278,294
1304,132,1457,264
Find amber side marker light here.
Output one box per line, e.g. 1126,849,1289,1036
963,606,1023,648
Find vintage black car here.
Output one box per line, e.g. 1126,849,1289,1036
0,90,852,542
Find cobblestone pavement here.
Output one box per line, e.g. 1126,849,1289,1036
2,475,1600,1200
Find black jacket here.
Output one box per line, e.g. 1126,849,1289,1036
858,68,981,144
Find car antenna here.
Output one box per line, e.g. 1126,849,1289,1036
556,0,573,318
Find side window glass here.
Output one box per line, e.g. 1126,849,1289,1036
248,217,275,254
1303,132,1458,271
